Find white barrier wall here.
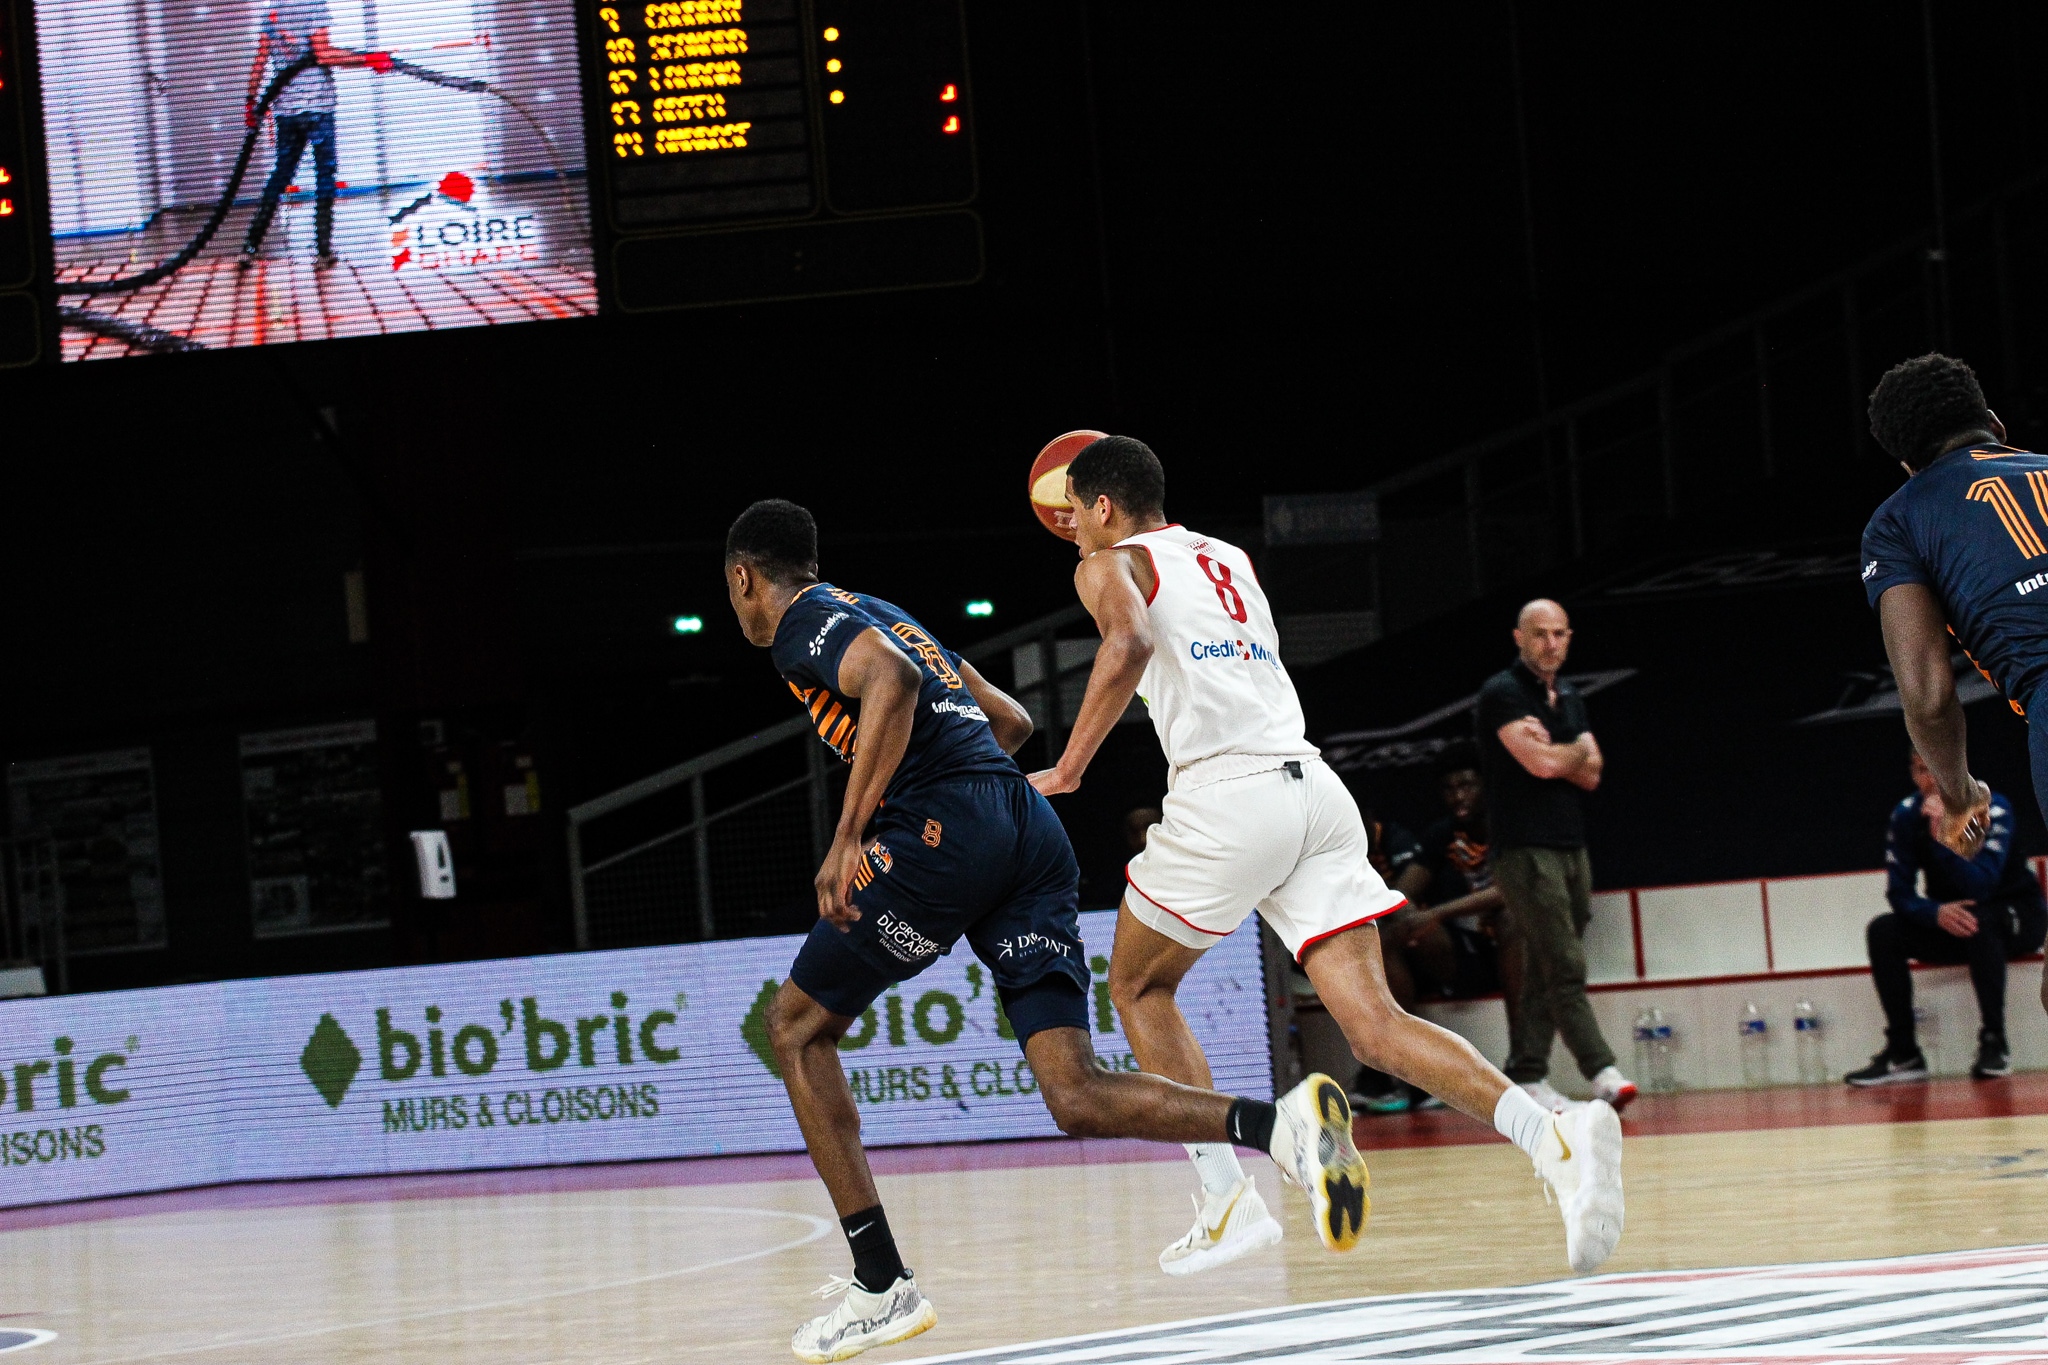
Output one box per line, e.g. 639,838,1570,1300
0,911,1269,1210
1420,961,2048,1093
1400,863,2048,1093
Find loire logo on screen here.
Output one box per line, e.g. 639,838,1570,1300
297,991,685,1132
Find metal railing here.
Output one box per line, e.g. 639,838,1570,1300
1359,164,2048,638
0,837,67,994
566,603,1092,950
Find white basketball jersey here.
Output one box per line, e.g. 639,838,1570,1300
1116,524,1317,776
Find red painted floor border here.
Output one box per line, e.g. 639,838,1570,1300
1353,1071,2048,1150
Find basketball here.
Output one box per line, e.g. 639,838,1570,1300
1028,429,1107,540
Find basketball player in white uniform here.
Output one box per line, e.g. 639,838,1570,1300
1028,436,1626,1277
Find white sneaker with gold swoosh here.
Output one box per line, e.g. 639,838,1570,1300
1159,1174,1284,1276
1533,1098,1625,1274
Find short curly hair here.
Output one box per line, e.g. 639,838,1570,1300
1069,436,1166,519
725,498,817,582
1867,353,1993,471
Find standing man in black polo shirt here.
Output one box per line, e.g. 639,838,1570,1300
1475,599,1636,1112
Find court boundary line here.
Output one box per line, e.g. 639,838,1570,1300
53,1204,831,1365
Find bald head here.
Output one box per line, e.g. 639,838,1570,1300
1513,598,1573,681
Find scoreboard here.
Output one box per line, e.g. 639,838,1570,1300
0,0,979,363
594,0,980,310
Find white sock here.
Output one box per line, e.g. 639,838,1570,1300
1185,1142,1245,1197
1493,1085,1553,1162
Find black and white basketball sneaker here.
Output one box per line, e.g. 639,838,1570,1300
1971,1031,2013,1080
1844,1049,1930,1086
791,1271,936,1362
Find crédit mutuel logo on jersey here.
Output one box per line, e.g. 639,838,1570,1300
1189,636,1279,666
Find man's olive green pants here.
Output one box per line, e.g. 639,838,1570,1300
1495,844,1617,1083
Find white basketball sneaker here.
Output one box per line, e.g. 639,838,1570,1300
1159,1174,1284,1275
791,1272,937,1363
1591,1066,1639,1112
1532,1098,1626,1274
1266,1073,1371,1252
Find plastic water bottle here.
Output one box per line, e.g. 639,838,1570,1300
1649,1008,1677,1093
1632,1008,1656,1087
1739,1002,1770,1087
1793,999,1826,1084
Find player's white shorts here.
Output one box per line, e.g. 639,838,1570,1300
1123,756,1407,960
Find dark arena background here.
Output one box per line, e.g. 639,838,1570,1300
3,3,2048,1362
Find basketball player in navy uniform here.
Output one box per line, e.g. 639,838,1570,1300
724,500,1368,1363
1860,353,2048,1071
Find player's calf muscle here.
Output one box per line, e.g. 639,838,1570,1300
1027,1027,1230,1141
765,980,843,1060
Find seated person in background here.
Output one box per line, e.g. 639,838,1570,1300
1848,751,2046,1086
1351,752,1525,1113
1124,806,1163,856
1342,800,1423,1112
1402,745,1523,1017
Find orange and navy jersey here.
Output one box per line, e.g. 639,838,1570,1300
1864,441,2048,715
770,582,1017,797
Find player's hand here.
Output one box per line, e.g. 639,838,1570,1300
1934,778,1992,858
366,50,394,72
814,835,864,931
245,99,259,128
1028,765,1079,796
1936,900,1980,938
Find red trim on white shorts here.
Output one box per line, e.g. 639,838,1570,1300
1294,897,1408,961
1123,868,1228,935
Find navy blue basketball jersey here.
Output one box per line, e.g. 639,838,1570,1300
770,583,1018,796
1862,441,2048,715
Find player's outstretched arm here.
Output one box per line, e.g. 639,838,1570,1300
310,27,394,70
815,629,920,927
1878,583,1991,856
958,659,1034,754
1029,548,1153,796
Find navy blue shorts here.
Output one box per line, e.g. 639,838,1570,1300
789,775,1090,1045
2030,713,2048,838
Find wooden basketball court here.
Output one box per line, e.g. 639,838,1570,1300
3,1076,2046,1363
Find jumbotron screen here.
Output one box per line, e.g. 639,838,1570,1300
25,0,973,361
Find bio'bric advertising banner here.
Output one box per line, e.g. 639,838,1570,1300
0,911,1269,1208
